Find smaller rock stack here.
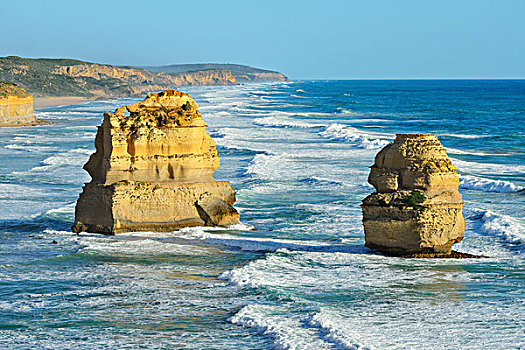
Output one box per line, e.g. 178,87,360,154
361,133,465,257
0,82,44,127
72,90,240,234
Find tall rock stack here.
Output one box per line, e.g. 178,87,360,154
72,90,240,234
361,133,465,257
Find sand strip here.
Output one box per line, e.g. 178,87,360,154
34,96,91,109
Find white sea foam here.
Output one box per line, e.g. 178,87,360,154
459,175,524,193
244,153,285,180
440,133,492,139
452,158,525,176
221,246,521,348
318,124,391,149
35,111,101,121
253,116,324,128
0,183,51,199
28,149,91,172
5,144,58,152
306,310,372,350
230,304,333,350
479,210,524,244
445,147,510,156
177,226,338,253
42,203,76,221
349,118,387,124
43,228,213,255
335,108,360,116
80,237,210,255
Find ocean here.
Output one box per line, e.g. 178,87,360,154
0,80,523,349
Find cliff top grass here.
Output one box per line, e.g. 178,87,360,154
0,56,286,98
0,81,30,98
0,56,139,97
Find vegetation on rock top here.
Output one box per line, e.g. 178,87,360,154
0,80,30,98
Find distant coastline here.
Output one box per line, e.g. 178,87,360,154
0,56,289,100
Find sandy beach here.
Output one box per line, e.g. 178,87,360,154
34,96,90,109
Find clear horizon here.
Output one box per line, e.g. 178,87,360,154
1,0,524,80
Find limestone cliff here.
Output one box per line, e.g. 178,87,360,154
167,69,237,86
0,82,46,126
1,57,289,98
72,90,240,234
52,64,236,97
233,71,289,83
361,133,465,256
142,63,289,83
0,57,239,98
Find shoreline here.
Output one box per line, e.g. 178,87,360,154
0,118,52,128
34,96,92,109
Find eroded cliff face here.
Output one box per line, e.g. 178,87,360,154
168,69,237,86
72,90,240,234
0,83,42,126
362,133,465,256
52,64,237,97
234,72,289,83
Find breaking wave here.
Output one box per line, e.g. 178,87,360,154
459,175,524,193
253,116,324,128
440,133,492,139
318,124,391,149
478,210,524,245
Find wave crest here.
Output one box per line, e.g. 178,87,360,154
318,124,390,149
459,175,524,193
479,210,524,245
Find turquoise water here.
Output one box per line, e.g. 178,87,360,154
0,80,523,349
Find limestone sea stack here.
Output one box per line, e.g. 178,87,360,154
361,133,465,257
0,81,46,127
72,90,240,234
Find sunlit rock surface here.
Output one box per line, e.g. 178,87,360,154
0,82,45,126
362,133,465,256
72,90,239,234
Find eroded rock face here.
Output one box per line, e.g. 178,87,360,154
0,82,43,127
72,90,240,234
362,133,465,256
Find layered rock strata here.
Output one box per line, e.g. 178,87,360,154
72,90,240,234
361,133,465,256
0,82,46,126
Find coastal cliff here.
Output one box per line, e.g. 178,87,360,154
142,63,289,83
167,69,237,85
362,133,465,257
53,64,236,96
0,82,46,126
0,56,287,98
72,90,240,234
233,71,289,82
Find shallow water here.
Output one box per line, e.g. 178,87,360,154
0,81,523,349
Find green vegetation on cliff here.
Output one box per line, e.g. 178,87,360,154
144,63,289,83
0,81,30,98
0,56,140,97
0,56,289,98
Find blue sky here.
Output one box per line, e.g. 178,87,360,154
1,0,524,79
